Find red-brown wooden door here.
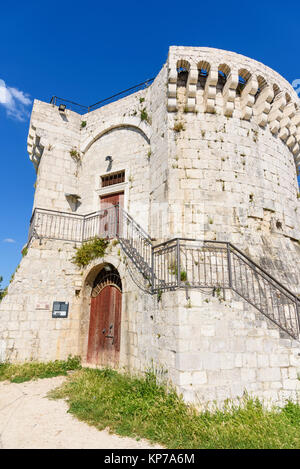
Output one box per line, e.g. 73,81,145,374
87,284,122,366
100,192,124,237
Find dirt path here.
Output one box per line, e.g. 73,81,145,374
0,376,162,449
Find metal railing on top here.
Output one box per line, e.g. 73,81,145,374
49,78,155,114
28,206,300,340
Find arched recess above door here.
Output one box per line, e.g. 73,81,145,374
81,118,151,154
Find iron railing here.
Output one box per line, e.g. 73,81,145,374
117,207,152,281
152,238,300,339
28,206,300,340
49,78,155,114
29,206,118,243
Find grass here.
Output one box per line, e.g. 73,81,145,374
48,367,300,449
0,356,81,383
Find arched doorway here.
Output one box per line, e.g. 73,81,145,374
87,264,122,366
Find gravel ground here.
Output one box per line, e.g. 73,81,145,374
0,376,162,449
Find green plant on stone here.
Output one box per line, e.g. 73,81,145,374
81,121,87,128
21,246,28,257
157,289,162,302
69,148,81,163
140,108,150,123
9,264,20,284
71,238,109,268
173,121,185,132
0,276,7,301
180,271,187,282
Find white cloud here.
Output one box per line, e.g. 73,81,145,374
0,79,31,121
3,238,16,243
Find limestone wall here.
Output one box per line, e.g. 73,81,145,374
0,239,82,362
164,47,300,293
131,288,300,409
28,101,81,213
78,93,151,230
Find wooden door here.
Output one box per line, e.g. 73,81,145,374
100,192,124,237
87,284,122,366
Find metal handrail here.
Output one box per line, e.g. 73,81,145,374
28,206,300,339
228,242,300,302
49,78,155,114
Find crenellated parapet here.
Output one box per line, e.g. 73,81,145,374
167,46,300,167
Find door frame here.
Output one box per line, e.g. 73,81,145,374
87,265,122,367
96,180,128,212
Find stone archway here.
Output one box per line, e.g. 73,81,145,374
86,264,122,366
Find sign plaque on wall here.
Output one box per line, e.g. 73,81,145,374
52,301,69,318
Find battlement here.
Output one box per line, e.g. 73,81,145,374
27,47,300,175
167,46,300,167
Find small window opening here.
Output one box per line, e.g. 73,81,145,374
101,170,125,188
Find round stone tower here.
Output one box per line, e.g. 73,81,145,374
165,46,300,293
1,46,300,408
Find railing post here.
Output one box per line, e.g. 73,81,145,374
114,204,119,238
176,238,181,287
81,215,85,242
227,243,232,288
296,299,300,338
28,210,36,242
151,247,155,293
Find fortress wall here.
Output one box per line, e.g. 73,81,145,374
147,64,170,240
171,289,300,409
0,241,162,366
78,90,152,229
28,100,82,213
165,47,300,292
168,109,300,291
0,238,82,362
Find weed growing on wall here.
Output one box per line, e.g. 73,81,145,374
71,238,109,268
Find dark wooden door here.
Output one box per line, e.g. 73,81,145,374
87,284,122,366
100,192,124,237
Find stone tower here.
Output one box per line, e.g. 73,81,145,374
1,46,300,407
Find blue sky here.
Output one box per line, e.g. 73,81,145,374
0,0,299,287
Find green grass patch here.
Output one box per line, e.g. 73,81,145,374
49,367,300,449
0,356,81,383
